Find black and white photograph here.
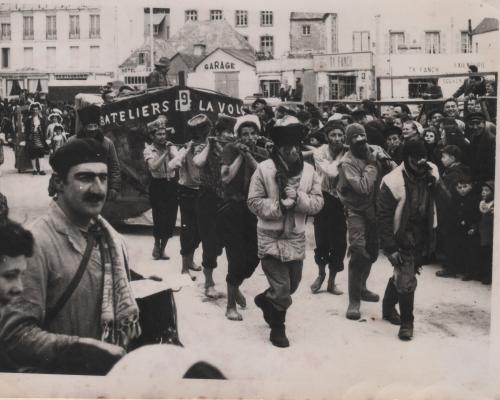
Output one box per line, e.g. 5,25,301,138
0,0,499,398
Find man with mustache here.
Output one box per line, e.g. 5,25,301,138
337,123,396,321
0,138,139,374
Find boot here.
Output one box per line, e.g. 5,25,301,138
326,270,343,295
361,263,379,302
152,238,161,260
254,291,272,326
382,277,400,325
181,253,196,281
398,291,415,341
159,238,170,260
226,284,243,321
346,263,362,320
310,264,326,293
269,308,289,348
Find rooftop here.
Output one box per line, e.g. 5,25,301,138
472,17,499,35
290,12,332,21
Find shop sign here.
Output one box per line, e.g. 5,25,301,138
204,61,237,71
313,52,373,72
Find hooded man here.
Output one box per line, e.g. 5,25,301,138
337,123,396,321
377,140,439,340
248,122,323,347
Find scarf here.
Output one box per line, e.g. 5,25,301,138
92,217,141,349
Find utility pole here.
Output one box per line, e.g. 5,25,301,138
150,6,154,70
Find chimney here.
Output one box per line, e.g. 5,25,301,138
193,43,206,56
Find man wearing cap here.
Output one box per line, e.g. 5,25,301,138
248,122,323,347
466,112,496,184
0,138,139,374
378,140,439,340
453,65,486,99
310,120,349,295
218,115,268,321
337,123,396,321
147,57,171,89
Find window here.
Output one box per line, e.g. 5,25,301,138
408,78,437,98
90,14,100,38
302,25,311,36
69,46,79,67
329,75,356,100
425,31,440,54
260,80,280,98
1,23,10,40
210,10,223,21
461,31,472,53
185,10,198,22
46,15,56,40
69,15,80,39
90,46,99,68
260,35,274,57
23,47,33,68
260,11,273,26
23,16,34,40
353,31,370,51
235,10,248,27
1,48,9,68
242,35,249,41
138,52,146,65
389,31,404,54
46,46,56,69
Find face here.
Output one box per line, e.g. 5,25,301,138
456,182,473,197
153,129,167,146
430,113,443,127
57,163,108,224
402,122,417,140
279,144,300,164
219,129,235,141
468,119,485,136
467,100,481,114
444,101,458,118
240,126,258,146
254,102,265,113
482,186,493,201
327,129,345,149
386,134,401,149
441,152,455,167
407,155,428,173
322,112,329,121
275,109,285,119
393,118,403,129
424,131,436,144
0,256,27,306
486,82,495,94
31,106,40,115
392,106,403,118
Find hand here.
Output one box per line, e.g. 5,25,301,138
108,189,119,201
186,140,194,151
285,186,297,201
280,198,295,209
236,142,250,153
388,251,403,268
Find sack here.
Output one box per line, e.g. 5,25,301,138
129,289,182,350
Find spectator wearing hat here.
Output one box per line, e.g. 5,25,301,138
377,140,440,340
143,116,179,261
147,57,171,89
46,111,63,144
23,102,48,175
466,112,496,184
0,138,139,374
385,126,404,165
453,65,486,99
310,121,349,296
217,115,266,321
51,123,68,153
337,123,396,321
478,181,494,284
249,122,323,347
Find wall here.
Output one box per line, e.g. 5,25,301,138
290,18,326,55
473,30,499,54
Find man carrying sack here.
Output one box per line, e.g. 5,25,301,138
0,138,141,375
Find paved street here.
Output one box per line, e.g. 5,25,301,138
0,147,493,399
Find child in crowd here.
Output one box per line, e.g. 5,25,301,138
479,181,494,285
50,123,68,153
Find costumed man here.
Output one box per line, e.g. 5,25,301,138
192,114,225,298
0,138,140,374
377,140,439,340
23,102,48,175
337,123,396,320
143,116,179,261
310,120,349,295
218,115,268,321
248,122,323,347
146,57,171,89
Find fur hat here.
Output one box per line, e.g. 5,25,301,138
234,114,260,136
50,138,107,176
78,105,101,130
402,139,427,161
270,123,305,147
214,113,237,133
345,123,365,145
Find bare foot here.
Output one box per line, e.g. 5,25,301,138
327,284,343,295
205,286,224,299
236,290,247,308
225,307,243,321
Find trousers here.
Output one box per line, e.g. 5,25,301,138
178,185,201,256
195,188,223,270
149,178,178,239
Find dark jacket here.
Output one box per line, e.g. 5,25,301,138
453,77,486,98
469,129,496,183
146,70,170,89
452,190,481,235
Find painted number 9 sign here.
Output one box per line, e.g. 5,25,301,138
178,90,191,112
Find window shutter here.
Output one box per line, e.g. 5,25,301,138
441,31,447,54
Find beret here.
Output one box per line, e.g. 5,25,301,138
50,138,108,175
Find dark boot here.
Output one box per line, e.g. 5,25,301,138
159,238,170,260
181,253,196,281
269,308,289,348
326,270,343,295
382,277,400,325
254,291,272,326
346,263,362,320
310,264,326,294
398,291,415,341
361,263,379,302
152,238,161,260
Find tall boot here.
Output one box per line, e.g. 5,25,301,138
181,253,196,281
361,263,379,302
159,238,170,260
346,263,362,320
310,263,327,293
326,269,343,295
226,284,243,321
382,277,400,325
269,308,289,348
398,291,415,341
152,238,161,260
254,290,272,326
